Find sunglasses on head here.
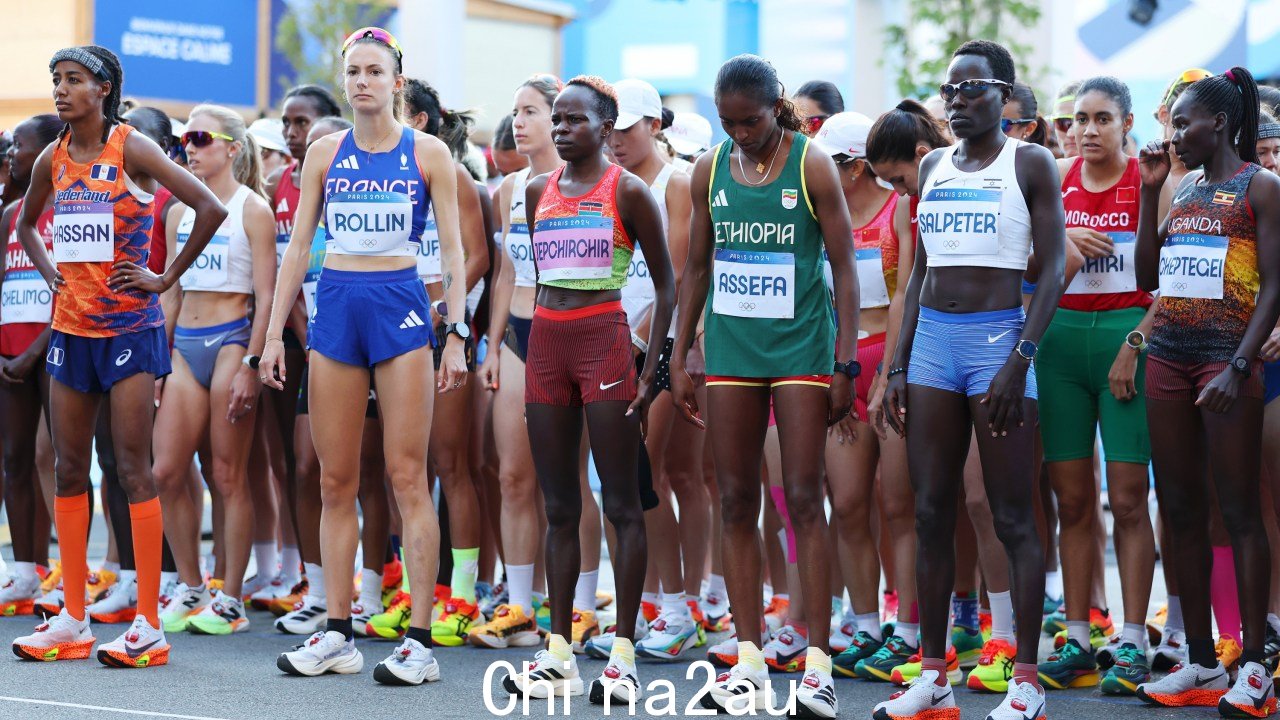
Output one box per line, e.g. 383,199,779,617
805,115,830,135
939,79,1010,102
1158,68,1213,111
182,130,234,148
1001,118,1035,133
342,27,403,60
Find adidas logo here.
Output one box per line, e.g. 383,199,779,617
336,155,361,170
276,197,290,214
399,310,427,329
712,189,729,207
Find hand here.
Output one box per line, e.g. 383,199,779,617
669,364,705,429
1107,344,1139,401
867,372,889,439
1196,367,1242,414
259,337,287,390
827,373,853,427
882,371,908,438
625,374,654,438
979,357,1029,436
0,352,37,384
108,261,167,294
45,270,66,295
227,364,262,423
1139,140,1172,189
1066,227,1116,259
1261,327,1280,362
479,350,500,391
828,413,858,445
436,337,468,394
685,341,706,386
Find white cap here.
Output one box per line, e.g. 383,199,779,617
813,112,874,159
248,118,287,153
614,78,662,130
169,117,186,138
667,112,712,157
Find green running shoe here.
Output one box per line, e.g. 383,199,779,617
1042,609,1066,636
854,634,916,682
833,631,883,678
1100,643,1150,695
1038,638,1100,690
952,623,983,669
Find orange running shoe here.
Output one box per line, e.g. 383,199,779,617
39,562,62,595
0,573,42,617
97,616,169,668
641,600,660,624
12,609,96,661
1136,661,1229,707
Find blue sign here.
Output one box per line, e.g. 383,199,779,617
94,0,259,106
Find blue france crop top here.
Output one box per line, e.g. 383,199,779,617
916,137,1031,270
503,168,537,288
323,126,429,258
177,185,254,294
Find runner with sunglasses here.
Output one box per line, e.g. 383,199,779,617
1133,66,1280,718
1002,83,1047,147
794,81,845,138
266,27,468,685
11,45,227,668
873,40,1066,720
1050,82,1083,159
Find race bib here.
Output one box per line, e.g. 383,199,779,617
325,191,413,254
621,245,656,325
1065,232,1138,295
178,234,230,291
302,227,327,319
917,187,1001,257
531,216,614,282
53,201,114,262
416,210,442,280
857,248,891,308
504,226,537,285
712,248,795,319
1159,234,1227,299
1,270,54,324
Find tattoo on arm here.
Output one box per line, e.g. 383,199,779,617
443,271,453,292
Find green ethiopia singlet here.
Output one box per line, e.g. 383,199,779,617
704,133,835,377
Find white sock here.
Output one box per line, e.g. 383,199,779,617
253,542,278,580
304,563,325,603
161,571,179,588
895,622,919,648
946,607,955,651
1122,622,1145,648
1067,621,1090,649
855,612,882,642
574,569,599,612
103,561,121,574
1045,570,1063,600
506,563,535,616
643,592,660,606
360,570,382,605
14,562,38,582
989,590,1015,643
1165,595,1184,633
281,546,301,579
662,592,689,619
708,574,727,597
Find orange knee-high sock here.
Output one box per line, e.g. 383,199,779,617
130,498,164,629
54,493,91,622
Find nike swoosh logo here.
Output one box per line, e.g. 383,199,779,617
931,691,949,706
987,329,1013,343
934,177,959,186
126,639,161,658
1195,673,1226,687
599,380,624,390
203,335,226,347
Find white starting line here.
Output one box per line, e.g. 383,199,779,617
0,696,234,720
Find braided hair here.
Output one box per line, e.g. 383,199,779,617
1181,66,1261,164
565,75,619,124
404,77,475,161
49,45,127,143
714,54,803,133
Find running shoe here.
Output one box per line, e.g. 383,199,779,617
636,612,700,661
980,611,993,642
1043,592,1062,616
1265,624,1280,668
871,671,959,720
589,652,643,705
1096,633,1123,670
953,622,984,668
856,634,917,682
891,645,962,686
367,591,410,639
1146,604,1167,646
708,632,740,668
87,576,137,624
966,638,1017,693
240,573,270,600
208,578,224,594
882,590,899,625
275,594,328,635
830,613,855,654
11,609,95,661
1038,638,1099,689
268,578,308,616
986,679,1047,720
249,574,298,611
763,625,808,672
585,619,650,661
1051,609,1114,650
187,592,249,635
686,599,709,645
429,583,451,625
595,591,613,610
159,583,213,633
1219,661,1277,718
0,573,42,617
86,568,117,603
430,597,480,647
763,596,790,636
833,631,883,678
1099,643,1150,695
36,586,65,616
795,665,839,719
1137,661,1229,707
469,604,542,649
702,661,773,713
39,561,61,595
535,598,552,632
1219,635,1245,673
1041,608,1066,636
475,581,495,606
702,590,731,632
641,599,660,624
502,649,583,698
1153,628,1186,672
480,583,508,620
277,630,364,677
571,609,600,654
351,598,380,637
373,637,441,686
97,616,169,668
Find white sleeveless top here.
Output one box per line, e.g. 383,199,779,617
502,168,537,288
621,163,676,331
177,185,255,294
917,138,1031,270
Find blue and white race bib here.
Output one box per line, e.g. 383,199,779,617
1066,232,1137,295
712,248,795,319
1159,234,1227,300
917,187,1001,257
325,191,413,254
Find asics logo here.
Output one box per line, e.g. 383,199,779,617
599,380,624,391
203,334,226,347
115,349,133,366
987,330,1013,344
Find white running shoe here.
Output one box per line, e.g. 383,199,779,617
87,577,138,624
985,680,1046,720
1136,661,1229,707
250,574,299,608
872,671,959,719
240,574,272,599
35,586,65,616
586,615,649,659
704,661,773,713
373,637,441,686
1152,628,1187,672
277,631,364,676
589,652,643,705
830,612,855,654
794,666,839,719
1218,661,1276,717
159,582,213,633
763,625,809,672
636,612,699,661
11,608,96,661
708,632,741,668
97,616,169,668
0,572,42,616
502,649,583,698
352,598,381,637
275,595,328,635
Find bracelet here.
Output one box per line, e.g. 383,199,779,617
631,332,649,354
886,366,908,378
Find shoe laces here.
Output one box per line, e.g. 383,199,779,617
979,639,1015,665
388,591,411,612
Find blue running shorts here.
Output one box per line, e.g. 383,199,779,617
907,306,1037,399
47,326,171,394
308,267,435,368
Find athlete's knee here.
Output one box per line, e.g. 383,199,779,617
1055,494,1095,529
830,488,871,530
990,510,1039,552
1108,490,1150,530
782,481,824,527
1218,501,1266,540
667,467,702,499
3,450,35,488
913,500,955,539
720,487,760,529
601,491,642,531
543,490,582,529
498,470,536,506
319,471,360,508
114,452,157,500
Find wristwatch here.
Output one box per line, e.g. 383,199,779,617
445,322,471,341
1014,339,1038,361
1125,330,1148,352
1231,356,1252,377
242,354,261,370
833,360,862,379
431,300,448,319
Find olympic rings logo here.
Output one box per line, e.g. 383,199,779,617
1173,282,1188,291
738,301,757,311
1087,278,1102,288
361,239,377,248
943,240,960,249
67,249,79,259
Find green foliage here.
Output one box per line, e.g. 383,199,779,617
884,0,1044,100
275,0,385,99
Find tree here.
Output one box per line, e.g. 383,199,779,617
275,0,390,99
884,0,1043,99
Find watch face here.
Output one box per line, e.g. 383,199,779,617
454,323,471,339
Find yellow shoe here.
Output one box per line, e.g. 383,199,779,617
430,598,480,647
595,592,613,610
86,568,117,603
571,608,600,654
1217,634,1242,672
469,604,542,649
1146,604,1167,646
40,562,62,595
208,578,225,594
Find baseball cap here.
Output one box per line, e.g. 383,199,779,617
249,118,287,153
813,112,874,159
169,117,187,139
614,78,662,130
667,112,712,157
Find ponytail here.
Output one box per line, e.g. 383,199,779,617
866,99,949,165
1228,67,1260,164
236,132,267,200
1184,66,1260,164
